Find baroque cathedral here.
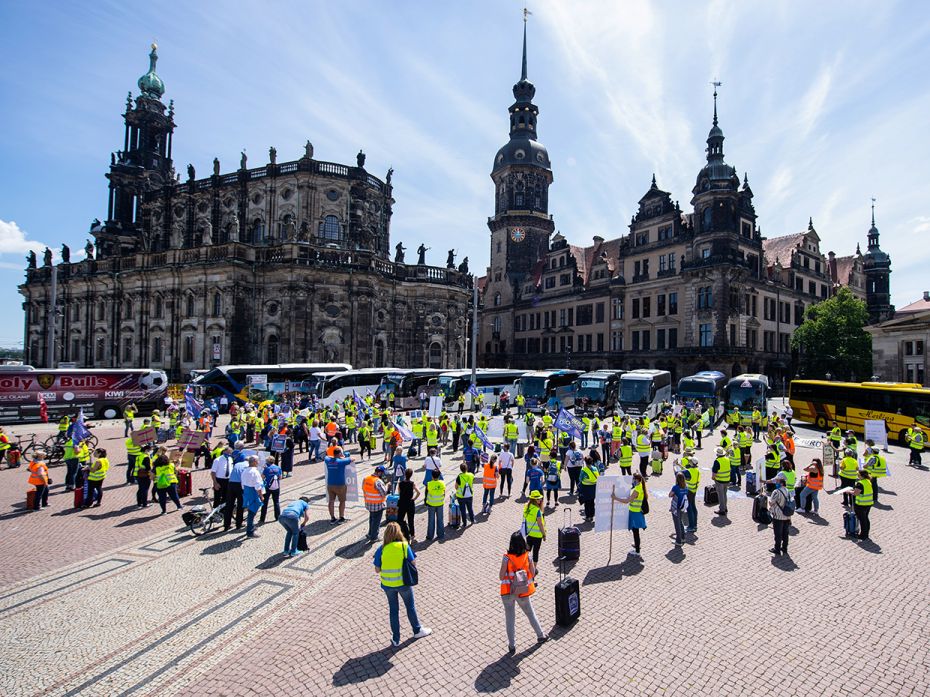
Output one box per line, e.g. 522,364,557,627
20,45,472,379
478,25,893,386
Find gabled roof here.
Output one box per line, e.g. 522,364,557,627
831,255,858,286
763,232,807,268
566,237,623,284
476,275,488,293
897,297,930,313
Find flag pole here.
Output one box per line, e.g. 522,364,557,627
607,484,615,566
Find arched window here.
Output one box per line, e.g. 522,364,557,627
428,342,442,369
251,218,264,243
123,299,133,320
153,296,163,319
319,215,341,241
266,334,279,363
492,316,502,334
702,206,712,230
212,293,222,318
493,292,501,307
278,214,293,240
186,294,195,318
374,339,385,366
96,301,106,321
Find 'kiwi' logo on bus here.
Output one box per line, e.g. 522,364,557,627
37,374,55,390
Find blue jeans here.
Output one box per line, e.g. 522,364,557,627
457,496,475,524
124,420,133,437
482,487,495,509
800,487,820,513
671,510,685,543
246,508,258,536
686,491,698,530
368,509,384,541
279,513,301,554
308,440,321,461
383,585,421,643
65,459,79,489
426,505,444,540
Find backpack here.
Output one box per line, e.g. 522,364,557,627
777,488,795,516
507,556,531,596
547,463,559,483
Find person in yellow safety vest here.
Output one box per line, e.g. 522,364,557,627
410,416,423,456
515,393,526,415
84,448,110,508
504,419,519,450
133,447,153,508
344,412,357,444
522,490,547,563
125,435,142,485
123,403,137,437
829,422,843,452
425,469,446,541
457,393,466,414
711,446,730,516
852,469,873,540
751,408,762,441
27,450,50,510
635,431,651,478
57,415,71,443
425,420,439,450
374,522,431,646
838,448,860,507
680,448,700,532
482,454,499,514
906,426,924,466
618,438,634,475
357,422,373,460
578,457,599,522
738,426,753,472
541,412,553,429
727,442,742,488
682,428,696,454
581,415,592,449
154,452,182,514
864,446,887,504
363,465,388,543
0,427,10,466
611,472,648,558
152,411,162,431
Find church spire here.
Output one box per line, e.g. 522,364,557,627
521,7,529,81
706,80,725,163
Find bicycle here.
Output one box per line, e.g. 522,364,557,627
13,433,42,463
182,487,226,536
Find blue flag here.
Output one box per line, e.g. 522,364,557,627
554,408,584,440
467,383,480,398
353,389,371,416
72,408,91,446
469,424,493,450
185,385,203,420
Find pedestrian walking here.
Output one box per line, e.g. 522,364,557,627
499,531,548,655
84,448,110,508
767,472,793,555
852,469,874,540
544,453,560,508
325,446,352,524
374,522,432,647
498,443,514,497
482,454,499,514
397,468,419,542
521,490,546,563
260,456,282,523
455,463,476,528
279,496,312,557
563,441,584,496
241,455,265,538
224,450,248,530
669,471,688,545
210,446,233,508
711,446,730,517
612,472,648,559
577,456,599,522
26,450,50,510
363,465,389,542
153,451,183,515
424,469,446,541
133,446,152,508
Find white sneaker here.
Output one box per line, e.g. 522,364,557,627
413,627,433,639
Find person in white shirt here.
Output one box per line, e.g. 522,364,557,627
497,443,515,497
308,422,323,462
210,446,234,507
240,456,266,538
423,447,443,485
219,395,229,414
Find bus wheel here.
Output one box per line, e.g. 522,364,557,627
815,416,827,429
101,406,118,420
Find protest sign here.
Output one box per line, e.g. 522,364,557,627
131,427,157,447
594,475,631,532
178,428,206,451
270,435,287,453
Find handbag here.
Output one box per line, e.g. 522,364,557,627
642,497,650,515
401,543,419,586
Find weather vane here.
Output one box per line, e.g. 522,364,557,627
523,6,532,23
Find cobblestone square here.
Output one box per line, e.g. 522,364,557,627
0,414,927,696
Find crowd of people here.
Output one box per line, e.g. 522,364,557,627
16,388,917,651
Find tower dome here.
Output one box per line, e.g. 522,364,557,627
137,43,165,100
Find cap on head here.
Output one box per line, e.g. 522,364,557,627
529,490,543,500
775,472,786,482
375,465,385,473
715,446,725,456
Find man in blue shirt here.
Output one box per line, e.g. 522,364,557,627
224,455,250,531
526,460,545,497
325,446,352,524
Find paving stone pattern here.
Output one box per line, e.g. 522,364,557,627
1,417,928,696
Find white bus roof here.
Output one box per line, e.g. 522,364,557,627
216,364,352,372
319,368,399,379
622,369,670,379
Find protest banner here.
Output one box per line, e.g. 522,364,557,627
131,427,157,447
270,435,287,453
178,428,206,451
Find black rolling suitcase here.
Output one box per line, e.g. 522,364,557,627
752,494,771,524
555,558,580,627
703,484,718,506
558,509,581,560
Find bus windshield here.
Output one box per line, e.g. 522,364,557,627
620,380,651,405
576,378,606,401
437,376,461,396
677,378,715,399
520,377,548,399
727,383,766,410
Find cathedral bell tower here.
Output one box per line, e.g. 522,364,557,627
102,43,176,256
486,16,554,292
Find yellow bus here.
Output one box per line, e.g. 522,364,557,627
788,379,930,443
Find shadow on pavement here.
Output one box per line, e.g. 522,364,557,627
474,643,541,693
857,539,882,554
711,516,732,528
303,518,340,538
332,645,399,686
256,553,288,570
85,504,139,521
664,546,685,564
771,554,799,571
335,540,368,559
582,558,643,585
872,502,893,511
201,535,245,555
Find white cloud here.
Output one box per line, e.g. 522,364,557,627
0,219,45,256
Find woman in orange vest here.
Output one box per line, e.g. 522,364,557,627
363,465,388,543
499,531,548,654
27,450,50,510
481,453,499,514
799,457,824,515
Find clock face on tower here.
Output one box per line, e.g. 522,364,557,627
510,227,526,243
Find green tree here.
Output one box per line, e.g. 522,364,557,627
791,287,872,380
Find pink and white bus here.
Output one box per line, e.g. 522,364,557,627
0,366,168,423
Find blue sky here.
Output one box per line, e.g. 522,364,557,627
1,1,929,348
